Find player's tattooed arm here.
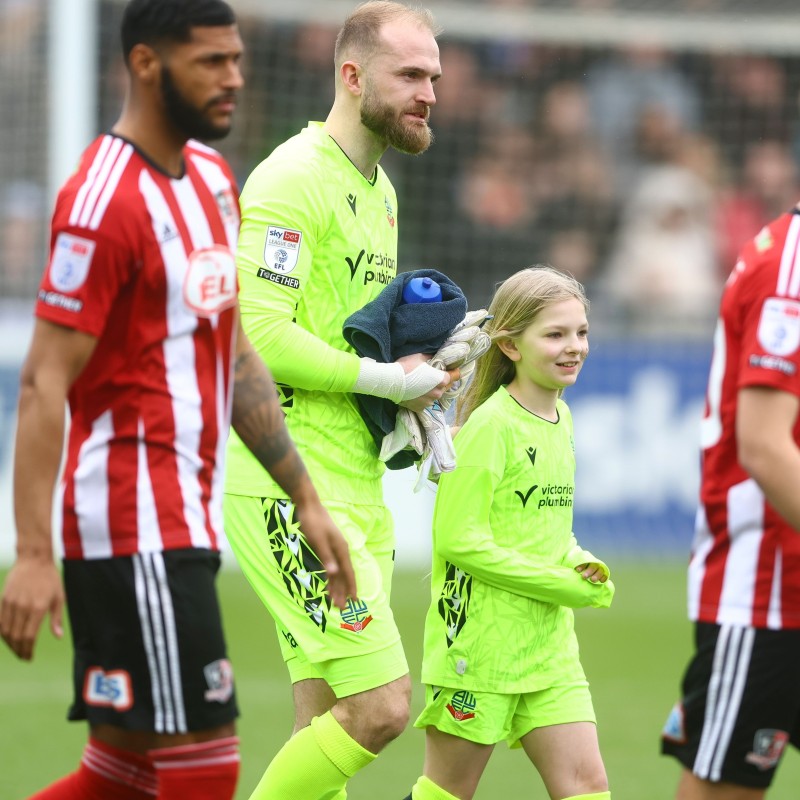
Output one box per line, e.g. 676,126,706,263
230,313,357,606
231,342,304,493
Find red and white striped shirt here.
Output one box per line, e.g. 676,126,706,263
37,134,240,559
690,209,800,629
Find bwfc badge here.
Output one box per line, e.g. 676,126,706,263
384,197,395,228
446,690,477,722
340,598,373,633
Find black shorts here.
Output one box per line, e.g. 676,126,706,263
63,549,238,733
661,622,800,789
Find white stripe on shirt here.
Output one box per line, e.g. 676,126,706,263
776,214,800,297
69,135,115,227
88,144,134,230
73,409,113,559
76,137,127,229
138,170,210,550
136,417,162,554
717,479,764,627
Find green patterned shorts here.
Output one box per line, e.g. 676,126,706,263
414,680,595,748
223,493,408,697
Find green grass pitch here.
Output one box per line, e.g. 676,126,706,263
2,562,799,799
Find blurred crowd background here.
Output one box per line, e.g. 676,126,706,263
4,0,800,342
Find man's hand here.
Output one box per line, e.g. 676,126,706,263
396,353,460,412
3,320,92,662
0,557,64,661
294,499,357,609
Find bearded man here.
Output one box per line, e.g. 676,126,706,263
222,3,457,799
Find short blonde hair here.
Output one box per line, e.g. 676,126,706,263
334,1,440,68
457,266,589,424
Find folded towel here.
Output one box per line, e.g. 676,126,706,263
343,269,467,362
343,269,468,469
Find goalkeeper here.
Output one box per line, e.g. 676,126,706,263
222,3,456,799
402,266,615,800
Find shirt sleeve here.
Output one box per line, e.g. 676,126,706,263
736,244,800,397
35,223,135,338
236,159,360,392
433,432,614,609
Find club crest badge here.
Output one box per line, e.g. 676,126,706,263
340,598,373,633
446,690,476,721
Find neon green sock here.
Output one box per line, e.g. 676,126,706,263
563,793,611,800
411,775,460,800
248,712,374,800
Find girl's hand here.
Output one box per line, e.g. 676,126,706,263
575,562,608,583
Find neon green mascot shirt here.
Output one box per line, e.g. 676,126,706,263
421,386,614,693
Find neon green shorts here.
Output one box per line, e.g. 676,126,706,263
223,493,408,697
414,680,596,748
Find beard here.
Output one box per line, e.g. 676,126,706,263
161,66,232,142
360,82,433,155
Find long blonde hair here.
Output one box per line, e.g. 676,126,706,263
456,266,589,425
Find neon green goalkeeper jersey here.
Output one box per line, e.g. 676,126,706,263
225,122,399,504
421,386,615,693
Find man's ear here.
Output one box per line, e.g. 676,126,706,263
339,60,363,97
127,42,161,85
497,336,520,362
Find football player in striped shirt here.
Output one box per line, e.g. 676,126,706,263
661,205,800,797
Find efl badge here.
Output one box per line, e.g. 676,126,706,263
50,232,95,293
757,297,800,356
446,690,476,721
340,598,373,633
184,245,237,316
263,225,302,273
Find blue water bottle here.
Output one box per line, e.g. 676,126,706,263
402,276,442,304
